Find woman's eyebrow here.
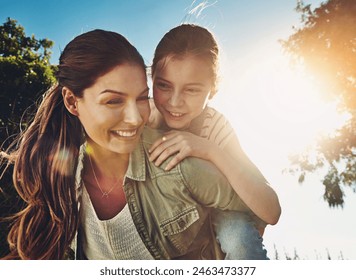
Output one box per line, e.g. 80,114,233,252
99,89,127,96
100,87,149,95
139,87,150,95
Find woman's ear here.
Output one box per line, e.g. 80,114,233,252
62,87,79,116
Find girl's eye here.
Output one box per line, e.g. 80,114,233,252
156,82,171,90
186,88,201,94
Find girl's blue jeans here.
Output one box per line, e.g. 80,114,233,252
212,209,269,260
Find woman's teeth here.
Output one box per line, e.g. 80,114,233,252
114,129,137,137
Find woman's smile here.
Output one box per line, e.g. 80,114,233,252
76,64,150,154
111,128,138,138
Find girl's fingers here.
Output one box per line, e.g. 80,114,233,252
149,136,167,154
149,139,174,162
148,131,177,154
148,131,185,165
154,142,181,167
165,150,187,171
149,133,181,162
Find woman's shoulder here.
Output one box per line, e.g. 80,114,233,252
141,127,225,177
140,127,239,208
180,155,225,181
141,126,164,146
179,156,243,209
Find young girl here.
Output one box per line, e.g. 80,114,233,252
148,24,281,259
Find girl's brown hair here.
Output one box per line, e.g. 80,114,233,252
151,24,220,94
1,29,145,259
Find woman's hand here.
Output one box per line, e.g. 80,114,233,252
148,130,216,171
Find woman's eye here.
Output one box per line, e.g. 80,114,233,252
107,98,124,105
137,95,150,102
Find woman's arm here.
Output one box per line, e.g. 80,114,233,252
149,130,281,225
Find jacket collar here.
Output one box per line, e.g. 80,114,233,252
76,137,148,192
126,126,166,182
77,126,160,188
126,138,146,182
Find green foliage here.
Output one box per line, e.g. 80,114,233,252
0,17,56,147
282,0,356,207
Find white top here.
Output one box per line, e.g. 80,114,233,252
80,186,154,260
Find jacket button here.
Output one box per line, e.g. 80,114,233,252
178,220,186,228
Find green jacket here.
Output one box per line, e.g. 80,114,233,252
68,127,265,259
122,127,265,259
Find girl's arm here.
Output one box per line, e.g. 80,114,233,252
148,130,281,225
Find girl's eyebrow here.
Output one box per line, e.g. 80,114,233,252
154,77,171,84
155,77,203,87
185,83,204,87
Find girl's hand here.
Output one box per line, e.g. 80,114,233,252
148,130,215,171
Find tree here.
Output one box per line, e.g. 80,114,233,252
281,0,356,207
0,17,56,147
0,18,55,257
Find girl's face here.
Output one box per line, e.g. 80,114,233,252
152,55,215,130
76,64,150,155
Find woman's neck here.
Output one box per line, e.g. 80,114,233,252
85,141,130,179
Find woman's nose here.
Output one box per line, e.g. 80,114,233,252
123,101,142,126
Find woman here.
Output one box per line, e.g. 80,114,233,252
1,29,150,259
1,29,264,260
148,24,281,259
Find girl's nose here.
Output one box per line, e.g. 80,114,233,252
168,90,183,107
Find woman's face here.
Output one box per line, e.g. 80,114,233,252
76,64,150,154
152,55,214,130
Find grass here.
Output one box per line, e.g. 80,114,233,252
272,244,346,260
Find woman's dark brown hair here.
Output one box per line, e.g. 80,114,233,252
1,29,145,259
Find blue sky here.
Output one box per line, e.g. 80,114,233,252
0,0,317,64
1,0,355,260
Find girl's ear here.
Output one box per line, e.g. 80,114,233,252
62,87,79,116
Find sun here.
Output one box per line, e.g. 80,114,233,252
212,45,348,169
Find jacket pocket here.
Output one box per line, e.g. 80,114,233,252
160,206,199,236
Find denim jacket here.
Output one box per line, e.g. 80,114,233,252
68,127,266,259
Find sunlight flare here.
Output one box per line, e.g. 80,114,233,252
213,44,349,166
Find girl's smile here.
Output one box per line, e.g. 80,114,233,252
153,55,214,130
